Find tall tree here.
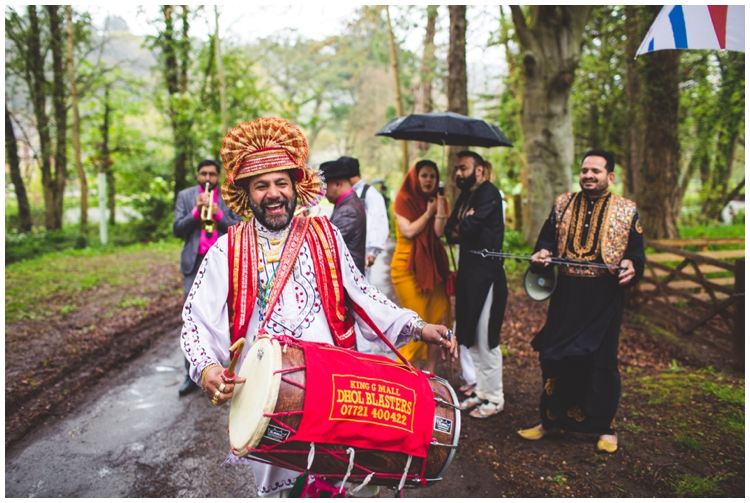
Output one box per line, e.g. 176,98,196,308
636,7,681,238
151,5,192,199
66,5,88,230
510,5,593,243
700,51,744,220
385,6,409,174
622,6,646,198
5,106,33,232
446,5,468,202
416,6,438,115
214,6,228,134
47,6,68,231
22,7,55,230
415,5,438,153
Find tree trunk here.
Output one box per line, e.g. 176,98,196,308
637,9,681,239
100,86,116,226
214,6,229,134
6,106,33,232
66,6,88,230
415,5,438,152
26,7,55,231
446,5,469,203
622,6,644,198
511,5,593,244
47,5,68,231
385,6,409,174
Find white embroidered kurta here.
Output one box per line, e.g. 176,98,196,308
352,179,389,260
181,219,417,496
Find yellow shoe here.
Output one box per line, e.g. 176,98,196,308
517,426,545,440
597,438,618,453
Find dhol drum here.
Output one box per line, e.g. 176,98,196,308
228,334,460,488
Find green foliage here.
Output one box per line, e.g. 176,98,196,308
128,176,176,242
572,6,628,163
672,474,727,497
678,222,745,240
5,228,85,265
5,240,181,324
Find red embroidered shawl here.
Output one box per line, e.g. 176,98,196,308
227,216,356,349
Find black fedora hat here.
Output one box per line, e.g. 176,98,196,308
319,159,351,181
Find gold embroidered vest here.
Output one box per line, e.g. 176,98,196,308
554,192,637,277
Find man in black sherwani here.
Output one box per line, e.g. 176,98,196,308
518,149,645,453
445,151,508,418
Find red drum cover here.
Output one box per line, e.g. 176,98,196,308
292,340,435,459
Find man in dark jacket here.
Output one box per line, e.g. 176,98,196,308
445,151,508,418
320,159,367,274
173,159,242,395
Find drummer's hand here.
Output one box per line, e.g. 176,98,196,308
203,366,247,406
618,259,635,285
530,249,552,267
421,324,458,362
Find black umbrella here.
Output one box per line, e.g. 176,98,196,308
375,111,513,148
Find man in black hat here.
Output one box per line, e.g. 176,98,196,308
320,159,367,274
339,156,390,281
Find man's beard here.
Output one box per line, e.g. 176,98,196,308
455,169,477,191
248,193,297,231
579,178,609,197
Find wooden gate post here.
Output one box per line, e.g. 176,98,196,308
733,259,744,369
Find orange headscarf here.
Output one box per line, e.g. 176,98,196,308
393,162,451,293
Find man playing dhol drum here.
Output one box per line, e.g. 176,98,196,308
181,117,457,497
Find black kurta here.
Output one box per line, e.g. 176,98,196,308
445,180,507,349
531,192,645,435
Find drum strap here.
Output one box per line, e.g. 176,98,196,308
349,301,414,369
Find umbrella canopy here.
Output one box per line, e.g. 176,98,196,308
375,111,513,148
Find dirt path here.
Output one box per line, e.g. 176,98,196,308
5,241,744,497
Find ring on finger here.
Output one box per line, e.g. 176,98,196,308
218,383,226,393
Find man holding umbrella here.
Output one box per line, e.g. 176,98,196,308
445,151,508,418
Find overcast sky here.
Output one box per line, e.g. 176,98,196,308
82,4,507,100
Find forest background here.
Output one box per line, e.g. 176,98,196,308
4,8,745,497
4,5,745,260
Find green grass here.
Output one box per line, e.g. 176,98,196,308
672,473,727,497
5,241,181,324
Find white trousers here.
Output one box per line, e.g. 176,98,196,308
460,343,476,386
468,284,504,406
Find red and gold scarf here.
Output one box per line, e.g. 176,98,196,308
227,216,355,349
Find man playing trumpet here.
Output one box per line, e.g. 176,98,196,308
173,159,242,396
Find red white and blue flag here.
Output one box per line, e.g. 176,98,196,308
636,5,745,56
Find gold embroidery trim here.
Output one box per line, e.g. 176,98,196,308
567,405,585,422
544,377,556,396
547,409,557,421
566,192,610,261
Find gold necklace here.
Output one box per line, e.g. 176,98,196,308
255,225,291,269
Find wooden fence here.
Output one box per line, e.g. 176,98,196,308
629,238,745,366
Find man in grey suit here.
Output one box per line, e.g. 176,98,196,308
173,159,242,395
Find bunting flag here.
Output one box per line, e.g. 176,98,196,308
636,5,745,56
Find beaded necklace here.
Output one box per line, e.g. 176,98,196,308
255,222,293,323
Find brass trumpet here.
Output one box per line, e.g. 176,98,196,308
201,182,217,233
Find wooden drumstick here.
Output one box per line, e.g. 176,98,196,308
223,337,246,382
